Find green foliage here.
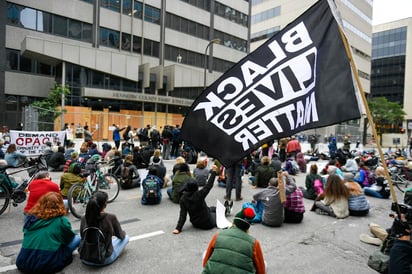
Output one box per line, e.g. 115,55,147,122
31,83,71,130
368,97,405,126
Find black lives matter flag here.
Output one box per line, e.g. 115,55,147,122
180,0,361,167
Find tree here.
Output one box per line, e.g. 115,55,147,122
362,97,406,145
31,83,71,131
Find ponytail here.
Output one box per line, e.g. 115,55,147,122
85,191,108,226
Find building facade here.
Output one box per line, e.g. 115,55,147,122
0,0,250,131
371,18,412,140
250,0,373,141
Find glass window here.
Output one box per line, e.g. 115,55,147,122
82,23,92,43
133,1,143,19
101,0,120,12
92,70,105,88
100,27,119,48
37,11,52,33
68,19,82,39
54,15,68,36
20,56,32,73
20,7,37,30
38,62,52,75
121,33,131,51
132,35,142,53
123,0,133,15
7,3,20,25
145,6,160,24
6,50,19,70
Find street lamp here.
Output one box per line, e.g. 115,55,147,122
203,38,220,90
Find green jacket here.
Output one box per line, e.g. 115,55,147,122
255,165,275,188
16,215,76,273
60,172,84,197
203,227,255,274
171,171,192,203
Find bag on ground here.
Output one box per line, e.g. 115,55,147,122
143,177,159,203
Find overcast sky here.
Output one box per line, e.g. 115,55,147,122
373,0,412,25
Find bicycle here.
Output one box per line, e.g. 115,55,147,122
390,165,412,192
67,159,120,219
0,155,48,215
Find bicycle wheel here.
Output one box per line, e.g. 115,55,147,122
0,185,10,216
98,174,120,203
68,183,90,219
393,175,410,193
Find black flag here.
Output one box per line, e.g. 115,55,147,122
180,0,361,167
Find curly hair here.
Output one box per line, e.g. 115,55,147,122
28,192,67,219
324,174,350,201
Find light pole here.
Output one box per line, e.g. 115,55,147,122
203,38,220,90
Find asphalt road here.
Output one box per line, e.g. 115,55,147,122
0,156,399,274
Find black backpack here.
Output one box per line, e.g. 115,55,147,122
79,226,106,264
143,177,159,203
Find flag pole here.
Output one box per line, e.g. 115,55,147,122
337,27,398,204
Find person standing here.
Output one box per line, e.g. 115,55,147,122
161,125,173,160
171,125,181,158
16,192,80,273
79,191,129,266
224,160,243,201
286,136,301,159
409,137,412,158
202,207,266,274
112,124,125,150
278,137,288,162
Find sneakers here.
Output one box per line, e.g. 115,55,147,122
224,200,234,216
315,208,329,216
359,233,382,246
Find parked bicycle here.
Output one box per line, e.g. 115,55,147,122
389,164,412,192
0,155,48,215
67,158,120,219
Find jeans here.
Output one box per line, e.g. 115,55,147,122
67,234,81,253
82,235,130,266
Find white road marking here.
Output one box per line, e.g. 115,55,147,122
0,230,165,273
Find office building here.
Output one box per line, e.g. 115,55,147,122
1,0,250,136
371,18,412,138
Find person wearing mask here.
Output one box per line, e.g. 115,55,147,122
79,191,129,266
172,165,218,234
202,207,266,274
16,192,80,273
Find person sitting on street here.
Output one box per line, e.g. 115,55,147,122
119,154,141,189
341,153,358,175
48,146,66,171
4,143,27,167
167,162,192,203
16,192,80,273
172,165,218,234
24,171,60,214
202,207,266,274
300,164,323,200
364,166,390,199
193,158,210,187
354,162,371,188
141,166,164,205
296,152,307,173
150,156,169,187
252,171,296,227
60,162,84,205
254,156,276,188
283,186,305,223
80,191,129,266
344,173,370,216
312,174,350,218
